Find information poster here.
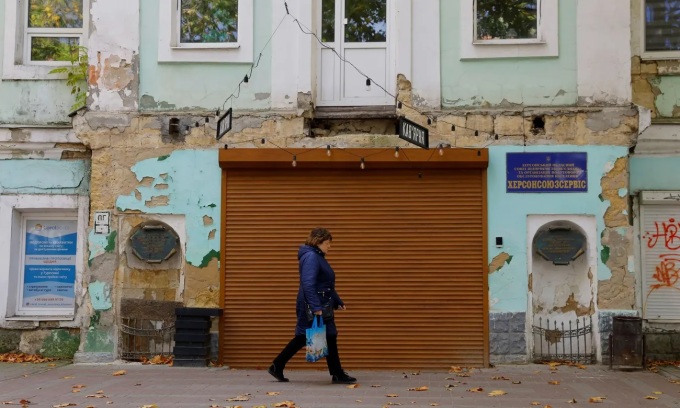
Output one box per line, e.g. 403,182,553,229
23,220,77,309
506,152,588,193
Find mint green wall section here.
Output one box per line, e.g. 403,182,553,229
487,146,628,312
652,77,680,117
139,0,272,111
440,1,577,107
630,156,680,193
0,159,90,195
0,1,78,125
115,150,220,267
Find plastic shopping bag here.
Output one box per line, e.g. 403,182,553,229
306,315,328,362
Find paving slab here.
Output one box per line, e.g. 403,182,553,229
0,362,679,407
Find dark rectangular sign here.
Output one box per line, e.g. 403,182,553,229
216,108,232,140
506,152,587,193
398,117,429,149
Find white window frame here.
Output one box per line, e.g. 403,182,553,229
460,0,558,59
2,0,90,80
0,195,88,321
640,0,680,60
158,0,253,63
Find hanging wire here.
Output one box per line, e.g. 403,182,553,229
284,3,527,146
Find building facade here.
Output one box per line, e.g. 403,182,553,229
0,0,657,367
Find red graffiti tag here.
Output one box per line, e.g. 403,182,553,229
651,254,680,289
643,218,680,250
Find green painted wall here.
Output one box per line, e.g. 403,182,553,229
0,1,78,125
139,0,273,111
630,156,680,193
0,159,90,195
440,1,578,107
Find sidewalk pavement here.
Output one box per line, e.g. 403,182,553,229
1,361,679,408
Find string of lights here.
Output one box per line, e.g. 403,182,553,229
283,2,529,148
198,2,531,168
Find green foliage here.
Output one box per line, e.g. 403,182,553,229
180,0,238,43
320,0,387,44
49,45,88,113
476,0,537,40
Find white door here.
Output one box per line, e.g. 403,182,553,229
317,0,392,106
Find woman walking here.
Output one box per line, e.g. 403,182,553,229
268,227,356,384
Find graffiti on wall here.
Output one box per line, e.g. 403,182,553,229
643,217,680,305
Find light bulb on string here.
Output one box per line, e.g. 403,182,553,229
326,145,331,157
360,158,365,170
451,125,455,131
292,155,297,167
394,147,400,158
365,78,371,91
397,101,403,109
438,144,444,156
474,130,479,136
261,138,266,144
427,117,432,125
243,74,249,84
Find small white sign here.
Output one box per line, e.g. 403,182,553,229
94,211,110,235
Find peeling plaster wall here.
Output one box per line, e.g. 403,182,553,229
138,0,272,111
88,0,140,112
440,1,578,107
631,0,680,119
487,146,633,313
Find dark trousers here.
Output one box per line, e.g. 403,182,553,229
272,334,343,376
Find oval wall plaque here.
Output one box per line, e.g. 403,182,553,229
535,227,586,266
129,222,179,264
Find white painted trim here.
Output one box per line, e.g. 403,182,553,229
576,0,631,104
271,0,301,111
2,0,90,80
0,195,88,323
0,127,78,143
158,0,253,63
410,0,439,109
640,191,680,205
460,0,558,59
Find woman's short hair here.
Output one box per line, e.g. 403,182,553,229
305,227,332,247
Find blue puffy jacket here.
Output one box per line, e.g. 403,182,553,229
294,244,344,336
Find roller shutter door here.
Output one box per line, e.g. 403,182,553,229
220,168,487,369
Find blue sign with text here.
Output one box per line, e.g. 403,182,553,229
506,152,587,193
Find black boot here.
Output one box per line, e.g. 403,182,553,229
331,371,357,384
268,363,289,382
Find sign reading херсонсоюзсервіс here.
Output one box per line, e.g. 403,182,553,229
506,152,587,193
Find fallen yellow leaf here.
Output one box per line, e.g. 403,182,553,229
430,404,439,406
408,386,428,391
644,396,659,400
346,384,359,389
548,381,560,385
568,398,577,403
273,401,297,408
385,394,399,397
653,391,663,394
488,390,507,397
588,396,606,403
467,387,483,392
531,402,542,406
226,394,250,402
140,405,158,408
52,404,77,408
266,392,280,396
111,370,126,376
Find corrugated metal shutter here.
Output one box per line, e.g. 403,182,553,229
220,168,487,369
641,204,680,321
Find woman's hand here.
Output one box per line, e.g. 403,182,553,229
338,305,346,310
314,310,322,316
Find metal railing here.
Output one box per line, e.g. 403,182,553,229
532,316,595,364
119,318,175,361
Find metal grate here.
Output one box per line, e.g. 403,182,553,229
532,316,595,364
119,318,175,361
